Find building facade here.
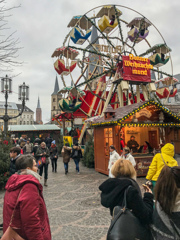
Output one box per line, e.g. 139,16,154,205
16,104,34,125
0,101,34,127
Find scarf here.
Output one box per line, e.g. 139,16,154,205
17,169,41,182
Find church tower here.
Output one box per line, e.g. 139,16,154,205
51,76,62,120
36,97,43,124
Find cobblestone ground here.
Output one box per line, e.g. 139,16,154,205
0,157,146,240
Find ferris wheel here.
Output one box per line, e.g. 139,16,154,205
51,5,175,143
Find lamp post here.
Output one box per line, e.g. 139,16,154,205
0,75,29,137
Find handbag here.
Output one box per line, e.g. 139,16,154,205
1,189,24,240
107,186,150,240
41,156,46,164
37,158,43,168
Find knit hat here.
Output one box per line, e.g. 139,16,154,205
52,140,55,144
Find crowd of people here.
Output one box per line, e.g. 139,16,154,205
1,133,180,239
103,142,180,239
1,135,83,239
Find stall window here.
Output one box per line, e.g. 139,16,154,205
104,128,113,156
174,129,179,141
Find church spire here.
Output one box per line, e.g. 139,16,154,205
37,96,40,108
51,76,60,95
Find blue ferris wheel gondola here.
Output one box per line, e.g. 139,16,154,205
70,26,92,45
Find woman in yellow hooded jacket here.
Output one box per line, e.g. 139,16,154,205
146,143,178,189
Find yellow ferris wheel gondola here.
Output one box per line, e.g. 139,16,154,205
96,5,122,34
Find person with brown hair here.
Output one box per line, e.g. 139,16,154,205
36,142,50,186
151,166,180,239
9,147,21,176
2,154,51,240
99,159,153,224
62,143,72,174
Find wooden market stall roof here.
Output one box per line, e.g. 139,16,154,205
88,100,180,127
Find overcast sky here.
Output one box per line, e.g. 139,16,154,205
0,0,179,122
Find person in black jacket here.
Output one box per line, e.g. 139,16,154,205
71,143,82,174
99,159,153,225
31,142,39,162
9,147,21,176
49,140,58,172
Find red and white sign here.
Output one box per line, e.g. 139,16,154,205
122,54,153,83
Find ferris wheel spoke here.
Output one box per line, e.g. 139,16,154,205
114,5,125,55
77,68,112,88
84,15,115,49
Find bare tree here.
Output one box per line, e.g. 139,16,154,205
0,0,22,72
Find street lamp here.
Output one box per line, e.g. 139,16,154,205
0,75,29,137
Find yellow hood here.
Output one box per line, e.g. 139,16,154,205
161,143,174,157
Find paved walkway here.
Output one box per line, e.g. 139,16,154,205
0,157,145,240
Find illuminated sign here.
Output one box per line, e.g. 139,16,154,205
122,54,153,83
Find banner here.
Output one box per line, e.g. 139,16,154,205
122,54,153,83
63,136,73,147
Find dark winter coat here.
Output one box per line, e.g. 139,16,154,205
151,197,180,239
45,137,53,148
49,146,58,160
99,177,153,225
36,147,50,165
62,146,72,163
3,173,51,240
32,145,39,161
71,146,82,162
127,139,139,153
9,154,21,176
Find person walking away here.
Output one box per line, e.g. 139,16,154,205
151,166,180,239
146,143,178,191
62,143,72,174
99,159,153,240
31,142,39,162
49,140,58,173
34,136,41,145
71,143,82,174
23,139,33,154
2,154,51,240
45,136,53,149
36,142,50,186
108,145,120,178
127,135,139,153
120,146,136,167
9,147,21,176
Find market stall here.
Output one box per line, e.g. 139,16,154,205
89,100,180,176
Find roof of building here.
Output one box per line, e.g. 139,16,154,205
0,101,18,110
8,124,60,132
16,104,34,113
165,104,180,114
87,100,180,126
37,96,40,108
51,76,60,95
